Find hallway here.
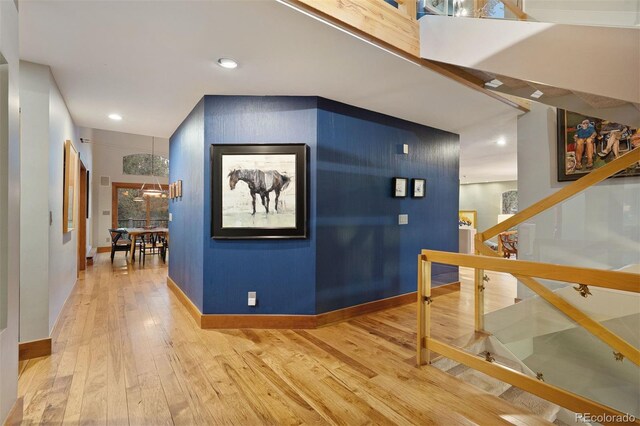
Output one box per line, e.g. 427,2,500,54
9,255,546,425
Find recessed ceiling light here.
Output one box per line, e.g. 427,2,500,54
108,113,123,121
217,58,238,69
497,138,506,146
485,79,503,88
530,90,544,99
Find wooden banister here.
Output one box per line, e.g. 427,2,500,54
501,0,528,20
480,148,640,241
421,250,640,293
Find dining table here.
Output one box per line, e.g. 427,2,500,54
123,227,169,263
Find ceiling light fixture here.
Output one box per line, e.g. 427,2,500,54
497,138,506,146
485,79,503,88
217,58,238,69
139,136,167,199
530,90,544,99
108,113,123,121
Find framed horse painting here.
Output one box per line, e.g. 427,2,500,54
210,143,308,239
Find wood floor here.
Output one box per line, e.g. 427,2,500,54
8,254,550,425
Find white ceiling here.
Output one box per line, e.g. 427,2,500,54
20,0,520,182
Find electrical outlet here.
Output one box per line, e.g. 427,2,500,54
398,214,408,225
248,291,257,307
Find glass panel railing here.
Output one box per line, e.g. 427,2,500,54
417,0,527,21
515,176,639,301
483,272,640,418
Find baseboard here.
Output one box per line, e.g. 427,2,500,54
18,338,52,361
167,277,461,330
97,246,110,253
432,281,461,297
315,292,417,327
167,276,202,327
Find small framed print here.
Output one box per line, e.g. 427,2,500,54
169,183,174,199
177,180,183,198
392,177,408,198
412,178,426,198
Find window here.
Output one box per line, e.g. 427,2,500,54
112,183,169,229
123,153,169,178
0,55,7,330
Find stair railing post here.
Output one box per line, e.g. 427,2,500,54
474,267,485,332
417,254,432,365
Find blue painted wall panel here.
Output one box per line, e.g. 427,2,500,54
202,96,317,315
168,98,205,311
315,98,459,313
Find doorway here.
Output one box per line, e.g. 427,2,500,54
77,161,87,273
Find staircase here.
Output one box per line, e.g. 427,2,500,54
430,334,576,424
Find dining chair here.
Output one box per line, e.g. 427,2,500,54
109,228,132,263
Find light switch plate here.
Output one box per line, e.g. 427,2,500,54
398,214,408,225
403,144,409,154
169,213,173,222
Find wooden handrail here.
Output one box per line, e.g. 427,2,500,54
480,148,640,241
501,0,528,20
421,250,640,293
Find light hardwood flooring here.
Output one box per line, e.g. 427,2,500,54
8,254,548,425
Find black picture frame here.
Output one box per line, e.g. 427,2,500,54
411,178,426,198
211,143,308,239
392,177,408,198
557,108,639,182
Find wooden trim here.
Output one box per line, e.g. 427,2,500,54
280,0,528,113
167,276,202,328
5,397,24,425
316,291,417,327
480,148,640,241
416,257,431,365
421,250,640,293
18,338,52,361
502,0,528,20
111,181,170,229
168,276,454,329
516,275,640,366
97,246,111,253
425,338,638,425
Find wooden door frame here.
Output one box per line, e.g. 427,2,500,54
111,182,169,228
78,161,87,273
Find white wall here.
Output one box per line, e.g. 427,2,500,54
48,67,92,335
460,180,518,235
89,128,168,248
0,1,20,422
419,15,640,104
19,61,50,342
524,0,640,28
517,102,640,297
18,61,93,344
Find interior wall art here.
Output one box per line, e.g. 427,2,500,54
210,143,307,239
63,139,79,233
557,109,639,182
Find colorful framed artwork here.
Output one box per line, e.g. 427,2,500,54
211,144,308,239
459,210,477,229
392,177,408,198
557,109,639,182
63,139,79,233
411,178,426,198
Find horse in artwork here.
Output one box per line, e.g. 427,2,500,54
228,169,291,214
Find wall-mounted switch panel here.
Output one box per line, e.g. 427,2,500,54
402,144,409,154
169,213,173,222
248,291,257,307
398,214,408,225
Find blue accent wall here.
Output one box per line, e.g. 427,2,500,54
315,98,459,313
202,96,318,315
169,98,205,311
169,96,459,316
